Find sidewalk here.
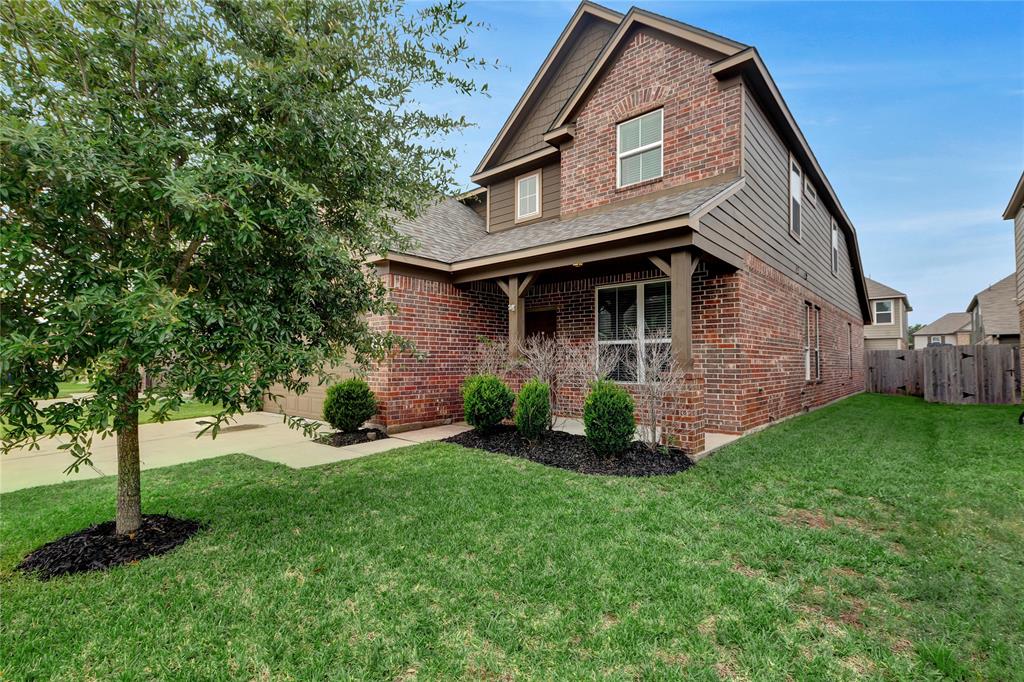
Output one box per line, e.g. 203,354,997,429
1,413,470,493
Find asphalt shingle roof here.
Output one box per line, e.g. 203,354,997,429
864,277,909,302
915,312,971,337
969,274,1020,337
394,178,740,264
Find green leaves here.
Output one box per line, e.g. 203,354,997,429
1,0,490,466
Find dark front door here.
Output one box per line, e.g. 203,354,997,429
526,308,557,339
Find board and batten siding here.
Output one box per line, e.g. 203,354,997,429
699,88,862,318
496,17,616,165
486,163,561,232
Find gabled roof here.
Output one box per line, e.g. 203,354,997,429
471,2,622,178
391,177,742,267
967,274,1020,337
915,312,971,337
1002,171,1024,220
550,6,747,130
865,277,911,310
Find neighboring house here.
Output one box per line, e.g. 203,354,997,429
912,312,972,348
1003,171,1024,365
967,274,1021,346
863,278,912,350
268,1,872,452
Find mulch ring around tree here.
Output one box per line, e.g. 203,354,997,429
444,425,693,477
315,428,389,447
17,514,202,580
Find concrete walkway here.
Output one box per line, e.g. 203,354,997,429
1,413,469,494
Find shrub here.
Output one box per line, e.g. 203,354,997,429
583,380,635,456
462,374,514,432
515,378,550,440
322,378,378,432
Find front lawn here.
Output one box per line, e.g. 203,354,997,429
2,394,1022,679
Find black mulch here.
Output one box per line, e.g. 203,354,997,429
443,425,693,477
315,428,389,447
17,514,202,580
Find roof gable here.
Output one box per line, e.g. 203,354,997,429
865,277,910,307
968,274,1019,336
472,2,621,176
916,312,971,337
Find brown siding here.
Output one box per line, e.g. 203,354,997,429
486,163,561,232
864,298,907,345
497,17,616,164
698,87,862,318
1015,207,1024,302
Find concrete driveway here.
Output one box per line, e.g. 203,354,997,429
1,412,469,494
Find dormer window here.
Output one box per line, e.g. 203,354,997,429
515,171,541,222
617,109,663,188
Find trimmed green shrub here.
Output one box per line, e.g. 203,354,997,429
322,378,378,432
583,380,635,456
462,374,514,432
515,378,550,441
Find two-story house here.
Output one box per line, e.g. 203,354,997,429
912,312,971,348
295,2,872,452
967,273,1020,346
863,278,912,350
1003,171,1024,368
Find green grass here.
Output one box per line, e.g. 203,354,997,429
52,381,91,398
2,394,1022,680
2,400,221,437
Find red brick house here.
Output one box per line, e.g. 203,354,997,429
275,2,873,452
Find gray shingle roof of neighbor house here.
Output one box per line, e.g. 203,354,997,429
915,312,971,337
864,277,912,310
393,177,742,264
967,273,1020,337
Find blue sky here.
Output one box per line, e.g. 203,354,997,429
425,1,1023,326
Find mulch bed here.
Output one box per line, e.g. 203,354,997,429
316,428,389,447
444,425,693,477
17,514,202,580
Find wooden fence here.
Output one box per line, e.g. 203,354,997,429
866,345,1021,405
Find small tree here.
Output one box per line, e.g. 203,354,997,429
471,337,512,377
0,0,490,535
620,331,693,450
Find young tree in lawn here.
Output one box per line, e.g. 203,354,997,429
0,0,490,535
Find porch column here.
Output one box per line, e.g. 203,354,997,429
670,251,694,367
497,273,535,357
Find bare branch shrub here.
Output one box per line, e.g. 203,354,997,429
517,335,561,429
471,337,511,377
620,330,693,450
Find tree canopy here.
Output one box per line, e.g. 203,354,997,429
1,0,489,531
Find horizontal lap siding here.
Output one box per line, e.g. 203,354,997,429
700,88,861,319
487,163,560,232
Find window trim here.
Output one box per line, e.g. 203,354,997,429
814,305,822,382
595,278,671,384
847,322,853,377
803,302,812,381
804,176,817,207
872,299,894,326
616,108,664,189
830,217,840,276
514,170,542,223
929,335,943,345
789,154,803,241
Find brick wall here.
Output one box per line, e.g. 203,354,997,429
697,256,865,434
371,254,864,450
560,28,743,215
367,273,506,432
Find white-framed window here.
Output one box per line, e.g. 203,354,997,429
830,218,840,275
804,302,821,381
847,322,853,377
804,177,817,206
873,299,893,325
930,335,942,345
515,171,541,222
617,109,663,188
789,156,803,239
803,302,812,380
596,279,670,383
814,306,821,381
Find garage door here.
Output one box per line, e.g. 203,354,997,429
262,364,355,420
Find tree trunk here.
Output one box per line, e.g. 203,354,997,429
115,369,142,535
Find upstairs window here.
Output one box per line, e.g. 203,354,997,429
617,109,663,188
789,157,803,239
873,300,893,325
515,171,541,221
830,218,840,274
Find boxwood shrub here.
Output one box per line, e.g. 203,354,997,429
515,378,550,441
583,380,635,456
322,378,378,432
462,374,514,432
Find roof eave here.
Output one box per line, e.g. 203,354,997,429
1002,171,1024,220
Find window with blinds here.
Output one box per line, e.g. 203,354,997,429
617,109,663,188
596,280,671,382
